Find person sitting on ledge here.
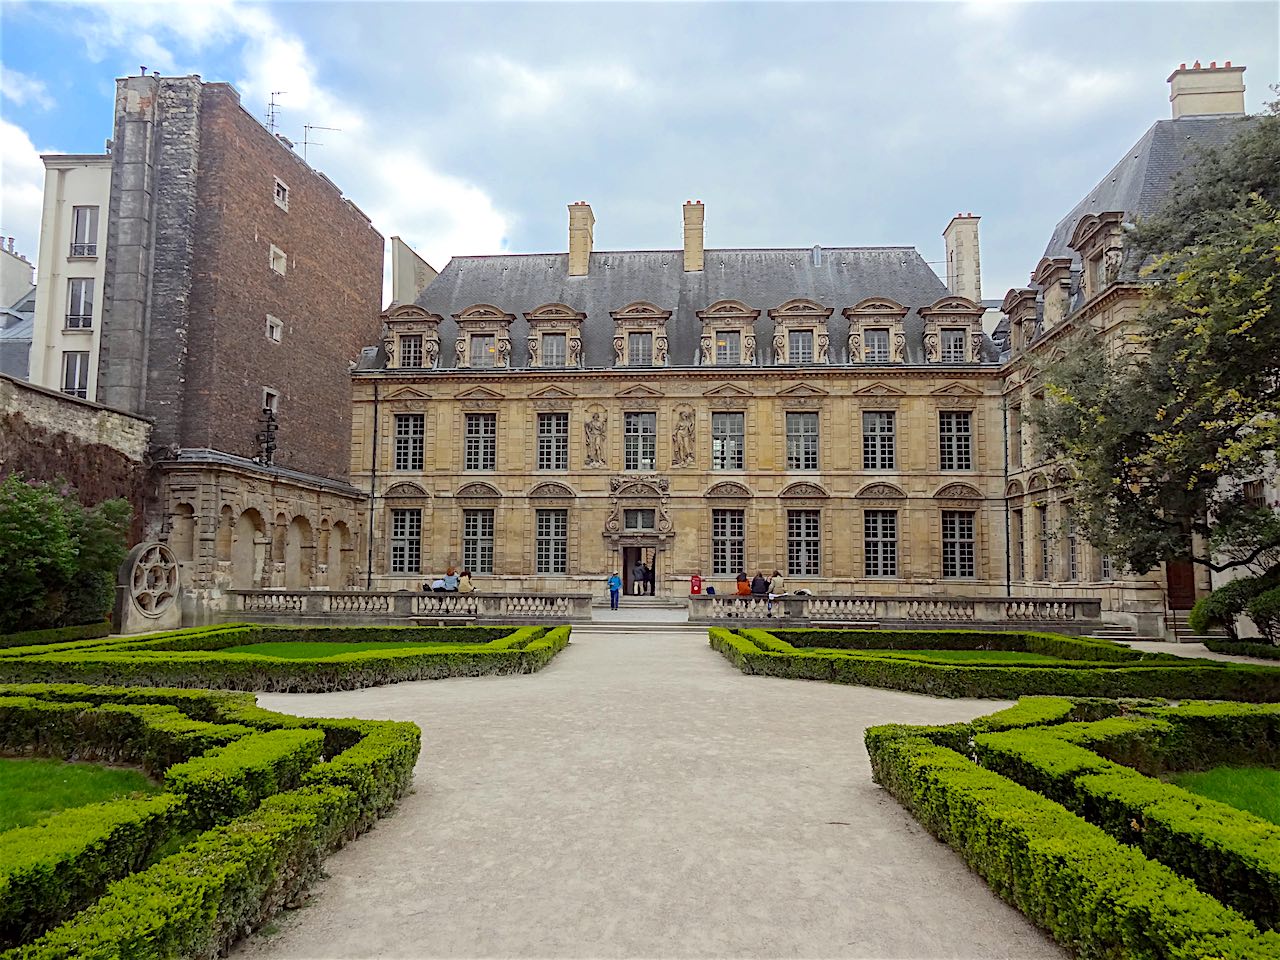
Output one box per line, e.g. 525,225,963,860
457,570,475,594
442,568,460,591
750,571,769,597
736,572,751,596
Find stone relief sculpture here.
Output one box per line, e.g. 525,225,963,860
613,336,625,365
496,337,511,368
568,337,582,366
584,410,608,467
672,407,696,467
527,336,539,366
1103,247,1123,284
970,331,985,362
816,332,830,364
424,336,439,369
454,337,467,368
773,332,786,364
654,335,669,365
847,331,862,363
924,332,940,362
742,334,756,364
893,332,908,363
700,334,713,364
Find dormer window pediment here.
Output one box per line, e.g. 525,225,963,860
381,304,443,370
453,303,515,370
696,299,760,366
843,297,909,364
919,296,985,364
611,301,672,367
767,299,833,365
524,303,586,368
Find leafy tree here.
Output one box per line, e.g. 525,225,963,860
1031,103,1280,575
0,475,131,633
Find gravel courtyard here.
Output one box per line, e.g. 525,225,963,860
235,627,1065,959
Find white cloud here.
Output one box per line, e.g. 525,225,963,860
0,118,48,265
471,54,642,121
0,66,55,110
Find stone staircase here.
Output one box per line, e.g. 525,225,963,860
1164,610,1228,645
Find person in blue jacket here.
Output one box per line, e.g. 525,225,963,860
607,571,622,610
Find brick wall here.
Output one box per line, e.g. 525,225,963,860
181,84,383,481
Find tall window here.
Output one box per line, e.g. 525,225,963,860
941,328,967,362
942,510,976,578
1065,508,1079,581
865,328,890,362
787,510,821,576
463,509,495,573
465,413,496,470
273,178,289,211
535,509,568,574
1012,509,1025,580
624,412,656,470
715,330,741,364
537,412,569,470
393,414,425,471
1010,405,1023,469
61,351,90,399
270,244,287,275
711,509,745,575
1100,553,1113,581
1036,504,1050,580
786,412,819,470
470,334,496,368
939,411,972,470
399,335,423,368
70,206,98,256
862,411,895,470
711,412,745,470
788,329,814,364
390,508,422,574
1244,479,1266,510
542,333,567,367
864,510,898,577
66,278,93,328
266,315,283,343
628,332,653,366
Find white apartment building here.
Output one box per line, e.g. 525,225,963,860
30,154,111,400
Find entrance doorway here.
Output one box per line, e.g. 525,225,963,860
622,546,656,596
1166,560,1197,610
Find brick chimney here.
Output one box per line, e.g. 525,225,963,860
1167,61,1246,118
568,201,594,277
942,213,981,302
683,200,704,272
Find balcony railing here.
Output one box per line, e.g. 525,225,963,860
70,243,97,257
65,314,93,329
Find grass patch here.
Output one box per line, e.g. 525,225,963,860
1170,766,1280,826
221,641,460,659
811,647,1066,664
0,757,159,831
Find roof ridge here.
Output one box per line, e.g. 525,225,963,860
447,245,924,262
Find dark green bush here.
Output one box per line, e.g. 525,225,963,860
770,627,1148,662
1206,637,1280,659
0,622,111,650
1189,575,1263,638
1247,586,1280,644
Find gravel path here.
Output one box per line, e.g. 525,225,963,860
235,627,1064,960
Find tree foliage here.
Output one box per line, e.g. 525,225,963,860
1031,103,1280,574
0,475,131,633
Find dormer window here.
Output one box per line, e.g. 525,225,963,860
542,333,567,367
715,331,741,364
844,299,909,364
611,301,672,367
697,300,759,366
470,334,497,367
628,332,653,366
274,178,289,211
399,334,423,367
769,299,833,365
788,329,814,364
523,303,585,369
941,328,967,362
452,304,514,369
380,304,443,369
920,296,984,363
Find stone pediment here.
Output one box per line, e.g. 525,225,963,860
844,297,909,318
780,481,828,499
768,298,833,320
454,303,514,323
528,482,575,500
922,296,983,315
852,382,905,398
697,299,760,321
525,303,585,322
529,385,576,401
776,382,830,398
455,386,504,402
383,303,439,323
934,482,983,500
384,482,429,499
930,382,983,398
384,387,432,402
1006,480,1024,498
611,301,672,322
857,482,906,499
702,383,753,399
456,482,501,499
615,383,663,400
705,481,752,499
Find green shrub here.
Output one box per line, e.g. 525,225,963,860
771,627,1147,662
0,623,111,650
1248,586,1280,644
1206,637,1280,659
1189,576,1264,639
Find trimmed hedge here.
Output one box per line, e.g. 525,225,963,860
0,623,572,692
865,726,1280,958
1206,637,1280,660
711,626,1280,701
769,627,1153,662
0,622,111,650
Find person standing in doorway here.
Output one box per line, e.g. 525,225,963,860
632,558,646,596
644,561,655,596
608,571,622,611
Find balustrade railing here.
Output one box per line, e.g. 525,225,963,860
228,590,592,622
690,594,1101,625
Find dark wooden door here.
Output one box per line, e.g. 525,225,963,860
1166,561,1197,609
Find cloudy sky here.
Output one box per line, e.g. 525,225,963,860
1,1,1276,301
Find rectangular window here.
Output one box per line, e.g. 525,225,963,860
628,331,653,366
542,333,567,367
399,334,422,367
470,334,495,368
535,509,568,574
864,510,898,577
712,509,745,575
1066,509,1079,581
390,508,422,574
70,206,98,256
787,510,821,576
537,412,569,470
624,412,656,470
942,510,976,578
1010,405,1023,469
939,411,972,470
786,411,819,470
66,278,93,328
1244,479,1266,510
1100,553,1113,581
464,413,496,470
624,509,655,531
393,414,425,471
269,244,287,275
266,315,283,343
711,412,745,470
865,328,890,362
262,388,279,415
274,178,289,211
463,509,494,574
941,328,967,362
1036,504,1050,580
788,329,814,364
1012,509,1025,580
861,411,896,470
715,330,741,364
61,351,89,399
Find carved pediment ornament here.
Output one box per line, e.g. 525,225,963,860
706,481,751,499
857,482,906,500
605,474,673,537
697,299,760,322
385,482,429,500
1028,473,1048,493
529,482,575,500
456,482,501,501
780,481,829,499
1006,480,1025,498
934,482,983,501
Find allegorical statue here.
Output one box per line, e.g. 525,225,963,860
672,408,695,466
584,411,607,467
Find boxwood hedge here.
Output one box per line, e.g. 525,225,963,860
710,626,1280,701
0,623,111,650
0,684,420,956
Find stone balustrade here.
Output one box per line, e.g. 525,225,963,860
227,590,593,625
689,594,1103,629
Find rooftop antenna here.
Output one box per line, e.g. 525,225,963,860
266,91,286,133
302,124,341,162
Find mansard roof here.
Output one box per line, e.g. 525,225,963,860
414,246,954,367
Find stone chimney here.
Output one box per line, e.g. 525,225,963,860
943,213,981,302
568,201,594,277
1167,61,1246,118
683,200,704,272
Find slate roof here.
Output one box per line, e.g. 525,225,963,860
410,246,991,368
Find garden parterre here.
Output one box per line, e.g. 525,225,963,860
709,626,1280,700
865,697,1280,958
0,683,422,958
0,623,573,692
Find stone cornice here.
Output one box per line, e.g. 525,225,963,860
352,365,1000,386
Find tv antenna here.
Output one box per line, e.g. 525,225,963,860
266,91,286,133
302,124,341,162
